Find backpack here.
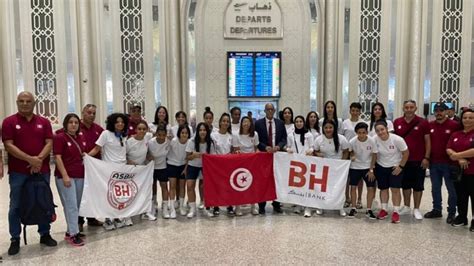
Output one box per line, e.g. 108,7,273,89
19,174,57,245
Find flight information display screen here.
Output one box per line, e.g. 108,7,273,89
228,52,281,97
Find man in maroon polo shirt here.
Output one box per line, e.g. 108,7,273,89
424,103,460,223
394,99,431,220
2,91,57,255
78,104,104,229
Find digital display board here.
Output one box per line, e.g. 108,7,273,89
228,52,281,97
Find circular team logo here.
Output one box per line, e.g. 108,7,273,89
107,173,138,210
229,168,253,192
430,129,434,133
15,124,21,129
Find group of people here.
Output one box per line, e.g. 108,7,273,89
1,91,473,256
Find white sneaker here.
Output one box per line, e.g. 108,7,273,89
124,217,133,226
141,212,157,221
170,207,177,219
103,218,115,231
399,206,412,215
339,209,347,217
198,201,205,210
250,204,259,215
187,203,196,219
293,206,302,214
180,205,187,216
413,209,423,220
174,200,179,209
304,207,312,217
235,206,243,216
162,205,170,219
316,209,323,215
151,206,158,217
206,209,214,217
114,218,126,229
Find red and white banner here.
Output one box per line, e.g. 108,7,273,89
79,155,154,218
274,152,350,209
202,153,276,206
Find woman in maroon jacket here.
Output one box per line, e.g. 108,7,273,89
447,109,474,231
54,113,86,246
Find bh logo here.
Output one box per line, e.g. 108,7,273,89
288,161,329,192
229,168,253,191
107,172,138,210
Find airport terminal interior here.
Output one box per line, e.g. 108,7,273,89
0,0,474,264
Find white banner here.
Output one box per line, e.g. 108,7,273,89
274,152,350,209
79,155,154,219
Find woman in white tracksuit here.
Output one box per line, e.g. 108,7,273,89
286,115,314,217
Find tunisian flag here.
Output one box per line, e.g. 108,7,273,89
202,153,276,207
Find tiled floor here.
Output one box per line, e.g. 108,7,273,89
0,166,473,265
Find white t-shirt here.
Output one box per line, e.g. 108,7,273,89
319,118,344,135
211,131,232,155
167,138,188,166
287,132,314,155
349,136,378,169
374,133,408,168
231,123,240,135
232,132,259,153
126,133,152,165
148,137,170,169
309,128,320,140
314,134,350,159
285,123,295,136
96,131,127,164
185,139,215,167
369,120,394,137
342,118,366,142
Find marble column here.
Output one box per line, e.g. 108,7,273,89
406,0,423,104
323,0,339,102
77,0,93,107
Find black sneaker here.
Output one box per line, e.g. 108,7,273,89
366,210,377,220
40,234,58,247
227,206,235,216
213,207,220,216
273,205,283,214
8,238,20,256
451,216,468,227
424,209,443,219
446,214,455,224
87,218,103,226
470,221,474,232
65,232,86,239
258,207,266,215
347,209,357,218
67,234,85,247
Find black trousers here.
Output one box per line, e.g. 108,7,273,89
258,201,281,210
454,174,474,220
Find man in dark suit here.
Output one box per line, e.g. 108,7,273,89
255,103,287,214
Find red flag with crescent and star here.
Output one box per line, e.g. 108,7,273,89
202,152,276,207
